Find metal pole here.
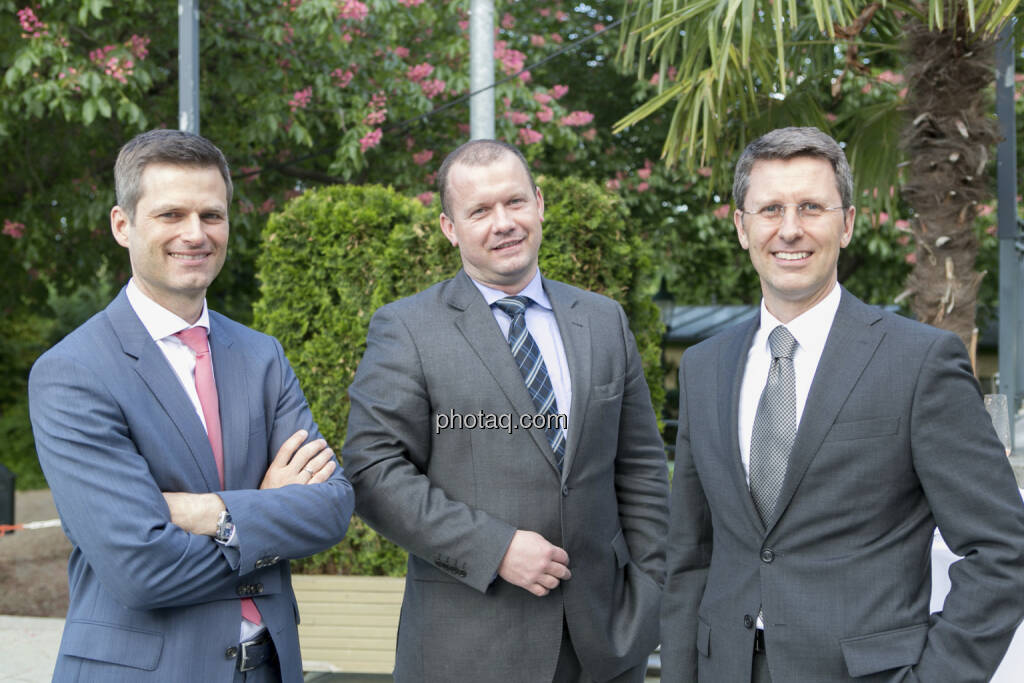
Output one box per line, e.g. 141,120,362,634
995,19,1019,449
178,0,200,134
469,0,495,140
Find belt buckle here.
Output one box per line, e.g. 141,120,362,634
238,639,258,672
238,634,268,672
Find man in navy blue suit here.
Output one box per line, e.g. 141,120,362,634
29,129,354,681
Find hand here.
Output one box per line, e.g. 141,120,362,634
163,492,225,536
498,530,571,596
260,429,337,489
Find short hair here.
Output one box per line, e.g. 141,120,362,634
436,139,536,218
732,127,853,211
114,129,233,221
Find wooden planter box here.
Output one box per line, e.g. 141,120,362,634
293,574,405,674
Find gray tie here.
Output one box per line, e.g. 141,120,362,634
749,325,798,525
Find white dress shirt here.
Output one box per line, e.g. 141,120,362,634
470,269,573,424
125,279,213,431
125,279,260,640
737,283,842,481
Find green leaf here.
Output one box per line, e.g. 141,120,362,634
82,98,97,125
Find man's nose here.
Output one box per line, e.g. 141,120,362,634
180,213,204,242
777,206,803,241
493,204,515,231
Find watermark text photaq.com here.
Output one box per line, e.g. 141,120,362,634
434,409,568,435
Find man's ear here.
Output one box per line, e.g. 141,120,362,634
535,187,544,222
439,212,458,247
733,209,750,250
111,205,131,248
840,205,856,248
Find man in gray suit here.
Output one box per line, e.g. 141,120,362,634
342,139,669,682
660,126,1024,682
30,129,354,681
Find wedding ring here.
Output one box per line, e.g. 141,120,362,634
303,467,315,475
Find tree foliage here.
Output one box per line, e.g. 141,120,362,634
617,0,1022,344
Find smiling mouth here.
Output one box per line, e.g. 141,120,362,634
492,237,524,251
170,253,210,261
775,251,810,261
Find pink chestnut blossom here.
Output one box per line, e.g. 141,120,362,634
3,219,25,239
364,108,387,126
331,68,354,88
636,182,650,193
534,92,552,105
338,0,369,21
504,111,530,125
550,84,569,99
407,62,434,83
559,111,594,127
420,79,446,98
360,128,383,152
393,46,410,58
398,0,424,6
536,106,553,123
416,192,434,206
413,150,434,166
713,205,731,219
518,128,543,145
501,13,515,29
530,34,545,47
128,34,150,60
289,86,313,112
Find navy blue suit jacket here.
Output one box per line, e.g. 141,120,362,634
29,289,354,681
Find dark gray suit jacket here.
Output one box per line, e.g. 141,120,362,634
661,287,1024,682
29,289,354,682
342,270,669,682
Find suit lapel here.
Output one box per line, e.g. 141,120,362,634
447,271,560,475
764,289,884,532
208,315,250,490
543,278,589,482
107,290,221,491
719,316,766,532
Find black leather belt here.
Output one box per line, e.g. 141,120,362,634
238,630,276,672
753,629,766,654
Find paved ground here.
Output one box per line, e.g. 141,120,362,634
0,490,70,619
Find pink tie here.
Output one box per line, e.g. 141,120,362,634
175,326,262,626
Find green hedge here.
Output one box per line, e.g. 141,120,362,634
254,177,663,575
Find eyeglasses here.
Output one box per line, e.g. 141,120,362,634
741,202,845,224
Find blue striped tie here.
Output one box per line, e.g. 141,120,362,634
493,296,566,470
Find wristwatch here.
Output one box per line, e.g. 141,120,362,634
215,509,234,544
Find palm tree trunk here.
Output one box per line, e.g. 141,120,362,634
902,6,999,348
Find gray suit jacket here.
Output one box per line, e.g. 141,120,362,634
29,289,354,682
342,270,669,682
661,287,1024,682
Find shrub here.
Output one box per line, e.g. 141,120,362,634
255,178,662,575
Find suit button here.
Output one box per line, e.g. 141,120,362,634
561,485,569,497
760,549,775,563
225,646,238,658
743,614,754,629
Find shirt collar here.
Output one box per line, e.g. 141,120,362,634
469,268,552,311
125,278,211,342
754,283,841,358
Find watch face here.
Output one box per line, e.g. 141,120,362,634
216,510,233,543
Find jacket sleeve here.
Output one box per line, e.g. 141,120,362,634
611,304,670,584
910,332,1024,681
341,305,517,593
659,352,713,682
218,336,354,576
29,353,251,610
